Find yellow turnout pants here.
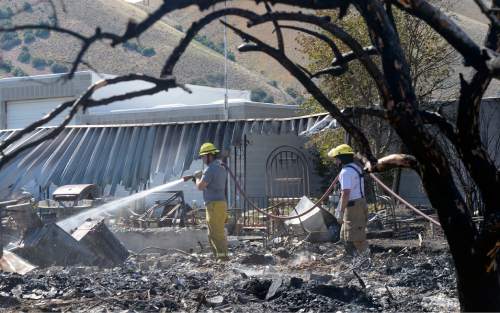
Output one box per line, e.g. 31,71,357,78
205,201,228,259
340,198,369,254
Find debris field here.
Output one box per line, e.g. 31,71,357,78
0,237,458,312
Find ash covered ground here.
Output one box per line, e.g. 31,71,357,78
0,238,458,312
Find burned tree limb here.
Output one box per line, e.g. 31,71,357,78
389,0,488,71
248,12,391,101
363,154,418,172
221,20,378,163
263,1,285,52
331,46,378,67
473,0,500,27
456,72,499,214
279,25,348,77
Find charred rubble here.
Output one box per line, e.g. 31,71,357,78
0,238,458,312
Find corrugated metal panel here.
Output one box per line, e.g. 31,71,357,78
0,114,335,197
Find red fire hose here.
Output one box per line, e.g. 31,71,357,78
223,163,441,227
223,163,338,220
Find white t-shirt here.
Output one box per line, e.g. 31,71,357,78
339,163,364,200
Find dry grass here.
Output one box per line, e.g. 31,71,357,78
0,0,290,102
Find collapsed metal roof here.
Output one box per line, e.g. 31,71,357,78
0,114,336,197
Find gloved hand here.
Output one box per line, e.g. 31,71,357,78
193,170,203,180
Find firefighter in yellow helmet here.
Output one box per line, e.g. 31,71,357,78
328,144,370,261
195,142,229,260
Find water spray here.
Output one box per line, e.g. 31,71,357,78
57,178,185,232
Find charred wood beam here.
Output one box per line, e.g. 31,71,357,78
220,20,378,163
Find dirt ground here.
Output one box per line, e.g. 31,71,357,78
0,237,458,312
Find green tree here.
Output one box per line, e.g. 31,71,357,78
51,63,68,73
23,30,35,44
298,5,456,159
32,57,47,70
23,2,33,13
17,50,31,63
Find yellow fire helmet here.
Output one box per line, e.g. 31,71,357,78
328,144,354,158
199,142,220,156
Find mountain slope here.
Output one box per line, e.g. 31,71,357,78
0,0,288,102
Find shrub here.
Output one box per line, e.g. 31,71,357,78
17,50,31,63
12,67,27,77
263,95,274,103
285,87,299,98
46,59,54,66
23,31,35,44
0,33,21,50
32,57,47,70
123,41,140,52
250,88,269,102
34,28,50,39
268,80,278,88
189,78,207,85
23,2,33,13
51,63,68,73
194,34,235,60
205,73,225,87
0,8,13,19
141,47,156,57
0,60,12,73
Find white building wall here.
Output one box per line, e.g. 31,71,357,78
244,134,323,200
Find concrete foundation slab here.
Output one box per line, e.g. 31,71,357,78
113,227,209,253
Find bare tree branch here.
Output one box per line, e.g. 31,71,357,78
389,0,488,71
264,1,285,52
221,20,378,163
363,153,418,172
0,75,186,170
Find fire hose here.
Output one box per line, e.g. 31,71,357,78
221,163,441,227
369,174,441,227
222,163,338,221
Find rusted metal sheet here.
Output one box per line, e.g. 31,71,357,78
52,184,99,201
71,219,129,267
12,223,99,267
0,113,335,197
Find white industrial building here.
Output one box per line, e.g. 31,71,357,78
0,71,326,209
2,71,497,210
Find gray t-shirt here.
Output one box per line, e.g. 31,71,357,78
201,160,227,203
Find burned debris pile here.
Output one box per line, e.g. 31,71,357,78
0,239,458,312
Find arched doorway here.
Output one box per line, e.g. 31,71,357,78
265,146,310,203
